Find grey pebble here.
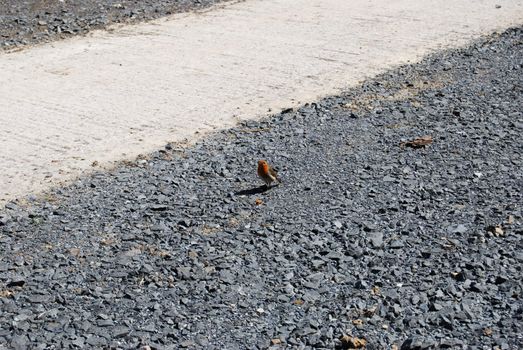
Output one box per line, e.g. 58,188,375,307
0,27,522,349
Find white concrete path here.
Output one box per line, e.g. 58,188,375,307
0,0,522,206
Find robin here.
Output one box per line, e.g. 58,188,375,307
257,160,281,187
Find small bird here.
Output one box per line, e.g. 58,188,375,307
257,159,280,188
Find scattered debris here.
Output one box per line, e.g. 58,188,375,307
271,338,282,345
0,290,13,298
352,319,364,326
255,198,264,206
340,335,367,349
400,135,433,149
363,306,377,317
100,238,116,246
487,225,504,237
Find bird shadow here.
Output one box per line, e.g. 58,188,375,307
234,185,270,196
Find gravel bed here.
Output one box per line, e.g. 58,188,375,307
0,0,233,50
1,28,522,349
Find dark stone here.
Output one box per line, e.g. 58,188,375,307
1,26,522,349
401,336,424,350
7,278,26,287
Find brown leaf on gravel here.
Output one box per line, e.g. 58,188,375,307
371,286,381,296
156,250,171,259
293,299,304,306
483,327,493,336
255,198,264,206
352,319,364,326
340,335,367,349
400,135,433,149
362,305,377,317
0,290,13,298
271,338,282,345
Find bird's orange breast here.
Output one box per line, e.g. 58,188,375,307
258,162,270,176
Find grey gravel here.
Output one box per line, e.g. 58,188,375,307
1,27,522,349
0,0,232,50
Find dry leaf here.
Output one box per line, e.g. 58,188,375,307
271,339,282,345
0,290,13,298
483,327,493,336
293,299,304,305
255,198,264,206
487,225,504,236
391,345,399,350
340,335,367,349
69,248,81,257
352,319,363,326
371,286,381,296
157,250,171,258
400,135,433,149
363,305,377,317
100,238,115,246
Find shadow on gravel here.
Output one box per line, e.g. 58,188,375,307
234,185,270,196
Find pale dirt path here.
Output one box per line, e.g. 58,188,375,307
0,0,522,206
